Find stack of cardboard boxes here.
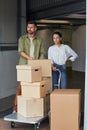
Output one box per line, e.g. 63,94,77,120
28,59,52,94
16,59,52,117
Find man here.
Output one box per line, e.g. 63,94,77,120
13,21,45,112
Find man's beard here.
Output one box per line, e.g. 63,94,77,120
28,31,34,35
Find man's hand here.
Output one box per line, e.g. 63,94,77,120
29,57,35,60
20,52,35,60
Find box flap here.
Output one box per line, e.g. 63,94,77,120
21,81,46,86
51,89,81,96
16,65,41,70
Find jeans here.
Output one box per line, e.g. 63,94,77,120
52,63,67,90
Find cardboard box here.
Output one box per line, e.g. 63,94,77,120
44,94,50,114
21,81,46,98
42,77,52,94
18,96,44,117
16,65,42,82
28,59,52,77
50,89,81,130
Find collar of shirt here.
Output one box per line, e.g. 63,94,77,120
25,34,37,40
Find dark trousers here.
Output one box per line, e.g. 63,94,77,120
13,83,21,111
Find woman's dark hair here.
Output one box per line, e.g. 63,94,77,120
27,21,37,27
52,32,62,38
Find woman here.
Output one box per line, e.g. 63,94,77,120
48,32,78,90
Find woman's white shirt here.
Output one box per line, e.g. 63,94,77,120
48,44,78,65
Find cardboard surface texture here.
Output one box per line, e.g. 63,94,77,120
42,77,52,94
28,59,52,77
44,94,50,114
21,81,46,98
50,89,81,130
18,96,44,117
16,65,42,82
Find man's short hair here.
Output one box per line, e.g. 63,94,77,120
27,21,37,27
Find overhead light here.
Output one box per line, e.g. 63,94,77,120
66,13,86,19
36,20,70,24
37,24,48,27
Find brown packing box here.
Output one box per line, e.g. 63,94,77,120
42,77,52,94
28,59,52,77
50,89,81,130
44,94,50,115
18,96,44,117
21,81,46,98
16,65,42,83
